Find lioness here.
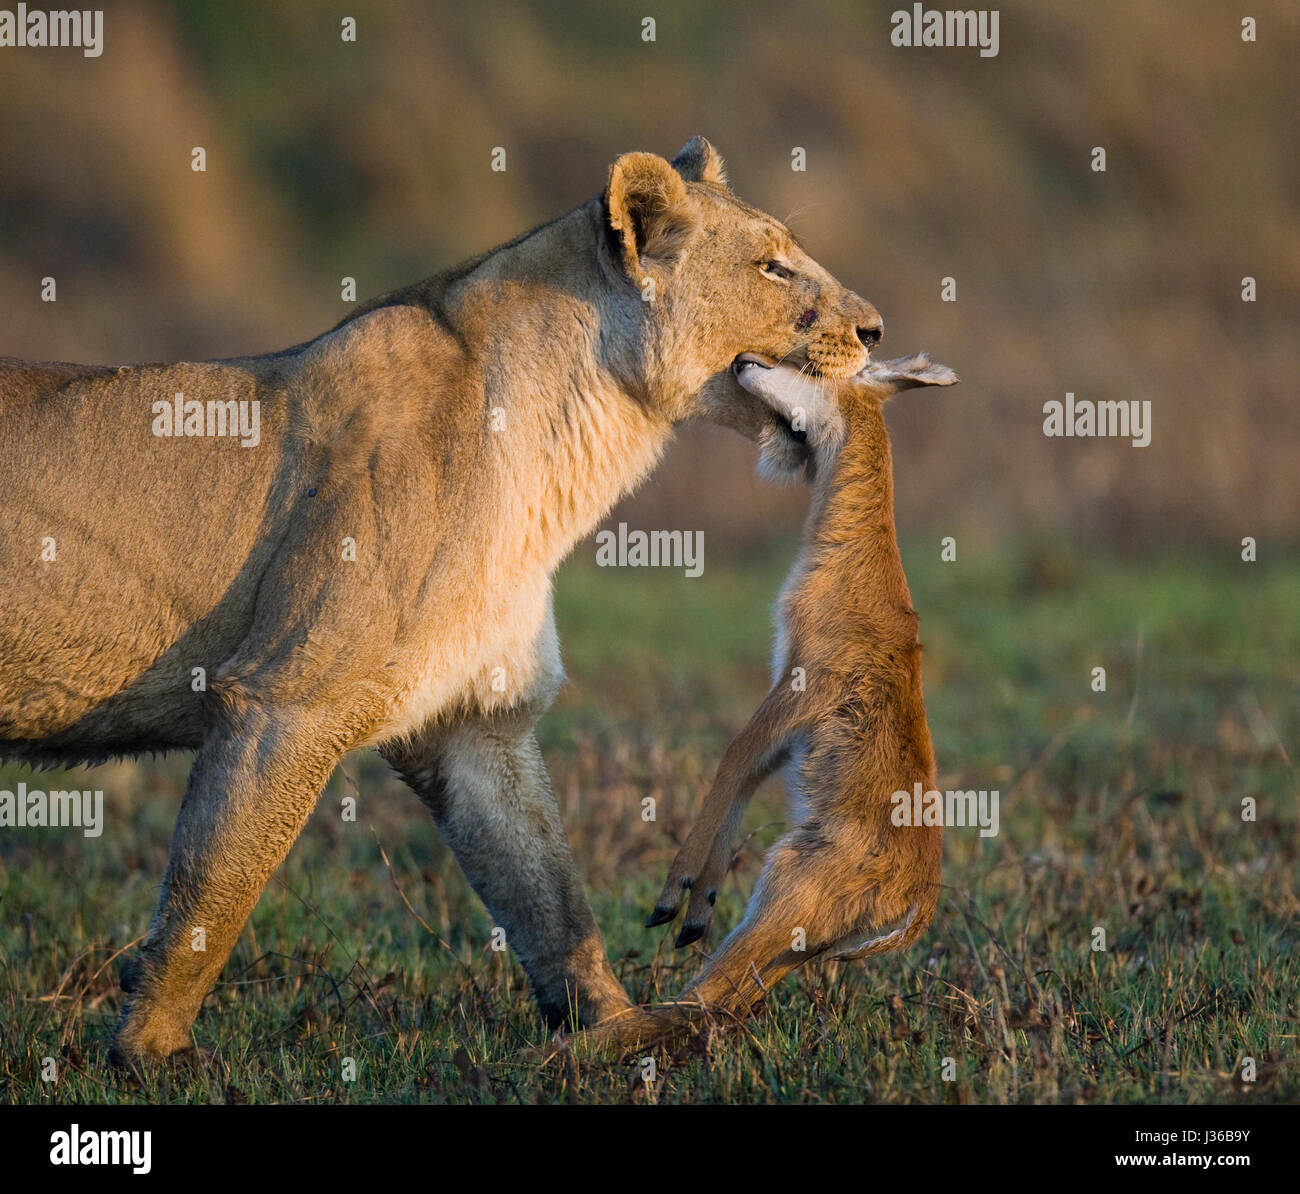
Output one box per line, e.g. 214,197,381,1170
564,353,954,1056
0,137,884,1065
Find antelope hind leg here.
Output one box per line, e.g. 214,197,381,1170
680,823,904,1018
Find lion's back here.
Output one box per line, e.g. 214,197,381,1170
0,357,119,412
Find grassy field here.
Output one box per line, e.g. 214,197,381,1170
1,545,1296,1104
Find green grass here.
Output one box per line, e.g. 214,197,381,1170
1,545,1296,1104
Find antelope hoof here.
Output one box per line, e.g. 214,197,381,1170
675,923,706,948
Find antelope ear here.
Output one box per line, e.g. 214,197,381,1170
604,152,699,282
670,135,729,187
861,353,959,400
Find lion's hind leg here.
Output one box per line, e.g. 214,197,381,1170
112,692,348,1066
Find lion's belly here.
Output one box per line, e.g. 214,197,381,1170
0,547,272,760
365,571,562,744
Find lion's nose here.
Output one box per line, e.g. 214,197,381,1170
857,321,884,349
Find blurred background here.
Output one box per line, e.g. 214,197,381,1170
3,0,1297,553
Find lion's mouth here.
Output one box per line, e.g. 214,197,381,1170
733,351,775,375
732,353,808,445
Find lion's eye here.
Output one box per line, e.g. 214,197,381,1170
759,260,793,281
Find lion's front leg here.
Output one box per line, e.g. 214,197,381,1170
385,722,632,1030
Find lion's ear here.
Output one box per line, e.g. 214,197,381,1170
670,136,728,188
604,152,699,282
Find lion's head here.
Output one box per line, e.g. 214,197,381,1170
596,136,883,469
